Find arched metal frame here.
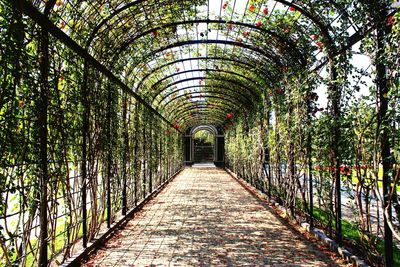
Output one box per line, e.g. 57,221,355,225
117,39,286,72
158,92,253,114
113,20,306,64
153,77,258,117
153,84,255,109
191,125,219,136
151,69,262,107
153,76,261,101
135,56,274,92
12,1,398,266
168,104,237,125
150,68,266,95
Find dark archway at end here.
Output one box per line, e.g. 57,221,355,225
184,125,225,167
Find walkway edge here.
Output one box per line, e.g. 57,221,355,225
224,168,369,267
61,168,184,267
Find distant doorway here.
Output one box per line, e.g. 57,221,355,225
193,130,215,163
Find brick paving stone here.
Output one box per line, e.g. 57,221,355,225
82,167,342,267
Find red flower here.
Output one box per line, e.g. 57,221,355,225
227,113,233,120
316,41,324,48
228,22,233,31
311,34,318,40
249,5,256,11
314,165,322,171
361,164,368,170
19,100,25,108
59,21,66,29
263,7,269,15
284,28,290,33
289,6,296,12
222,1,228,9
340,165,351,175
173,124,180,130
152,30,158,38
256,21,262,27
387,16,395,27
243,31,250,37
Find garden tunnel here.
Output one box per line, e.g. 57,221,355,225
0,0,400,266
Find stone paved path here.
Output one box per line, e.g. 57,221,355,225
82,167,342,266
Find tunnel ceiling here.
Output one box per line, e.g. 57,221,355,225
33,0,380,131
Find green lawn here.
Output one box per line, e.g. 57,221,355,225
312,208,400,266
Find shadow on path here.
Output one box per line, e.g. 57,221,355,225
82,167,343,267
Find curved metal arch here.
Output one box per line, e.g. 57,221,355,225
172,104,233,118
171,107,233,121
114,19,306,64
151,68,264,92
152,76,262,102
166,100,239,120
86,1,341,59
277,0,335,51
161,95,243,116
136,56,273,91
191,125,219,136
175,114,227,129
85,0,147,47
84,0,340,95
158,92,252,113
154,84,256,108
175,111,228,126
159,93,252,114
171,105,234,123
169,102,238,122
117,39,285,69
144,67,269,97
190,123,225,134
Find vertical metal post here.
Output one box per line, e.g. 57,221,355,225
106,82,112,228
38,15,49,267
265,99,272,198
122,94,128,215
81,62,89,248
149,115,153,192
142,113,147,198
134,103,139,206
159,133,163,185
375,2,393,265
329,57,342,245
307,97,314,228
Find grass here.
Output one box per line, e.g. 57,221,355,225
312,207,400,266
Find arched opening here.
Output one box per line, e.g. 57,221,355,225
193,130,215,163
